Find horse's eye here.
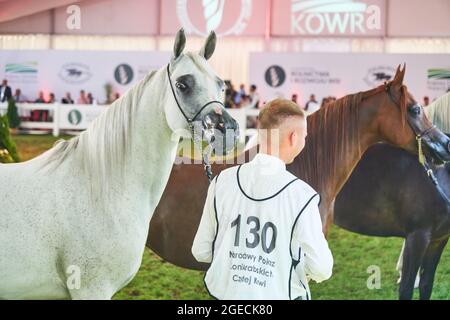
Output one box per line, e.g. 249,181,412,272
410,106,421,116
175,82,187,91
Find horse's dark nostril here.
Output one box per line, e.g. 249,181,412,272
210,136,215,143
447,141,450,152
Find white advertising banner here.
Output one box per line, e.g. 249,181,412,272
58,104,107,130
250,52,450,107
0,50,171,104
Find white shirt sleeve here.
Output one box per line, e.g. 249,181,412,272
293,195,333,283
191,177,218,263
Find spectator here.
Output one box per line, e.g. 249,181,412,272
48,93,56,104
305,94,320,114
243,85,261,129
0,79,12,103
291,94,298,104
13,89,26,103
34,91,46,103
61,92,74,104
77,90,88,104
239,84,246,97
40,93,55,122
248,84,260,109
32,91,46,122
87,92,95,105
305,94,318,111
234,84,246,106
229,84,239,108
224,81,234,109
423,96,430,107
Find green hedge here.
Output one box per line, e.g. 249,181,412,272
7,98,21,129
0,114,20,163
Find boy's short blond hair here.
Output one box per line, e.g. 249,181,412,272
258,99,305,129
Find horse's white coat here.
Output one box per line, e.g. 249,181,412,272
426,92,450,133
0,40,226,299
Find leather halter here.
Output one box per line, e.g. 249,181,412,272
166,64,225,134
167,64,225,182
384,81,436,145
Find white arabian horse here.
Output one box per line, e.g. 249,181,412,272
426,92,450,133
0,30,238,299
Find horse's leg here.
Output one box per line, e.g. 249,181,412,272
418,237,449,300
396,241,420,287
396,241,405,284
399,232,430,300
321,201,334,237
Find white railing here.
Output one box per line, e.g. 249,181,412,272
0,103,259,142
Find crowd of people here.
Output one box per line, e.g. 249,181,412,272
0,79,121,106
0,79,123,121
224,82,261,109
0,78,439,123
224,81,340,114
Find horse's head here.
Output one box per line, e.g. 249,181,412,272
164,29,239,156
373,64,450,163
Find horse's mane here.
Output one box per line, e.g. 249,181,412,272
43,71,156,194
426,92,450,133
291,92,364,192
291,83,408,193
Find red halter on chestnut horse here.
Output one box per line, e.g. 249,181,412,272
147,65,450,271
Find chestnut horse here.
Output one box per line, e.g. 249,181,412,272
147,66,450,274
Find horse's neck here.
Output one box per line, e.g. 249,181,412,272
125,75,179,213
128,114,178,211
295,99,378,204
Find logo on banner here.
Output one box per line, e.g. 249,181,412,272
59,63,92,84
5,62,38,84
265,66,286,88
364,66,394,86
5,62,37,74
114,64,134,85
427,68,450,93
68,109,82,125
291,0,382,35
428,68,450,80
176,0,252,36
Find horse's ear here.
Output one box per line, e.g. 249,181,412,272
393,63,406,85
400,63,406,82
199,31,216,60
173,29,186,60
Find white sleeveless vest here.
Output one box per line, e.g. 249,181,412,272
193,154,332,300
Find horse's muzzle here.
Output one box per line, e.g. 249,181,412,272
202,108,239,156
423,129,450,164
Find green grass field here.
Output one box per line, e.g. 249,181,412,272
10,134,450,300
